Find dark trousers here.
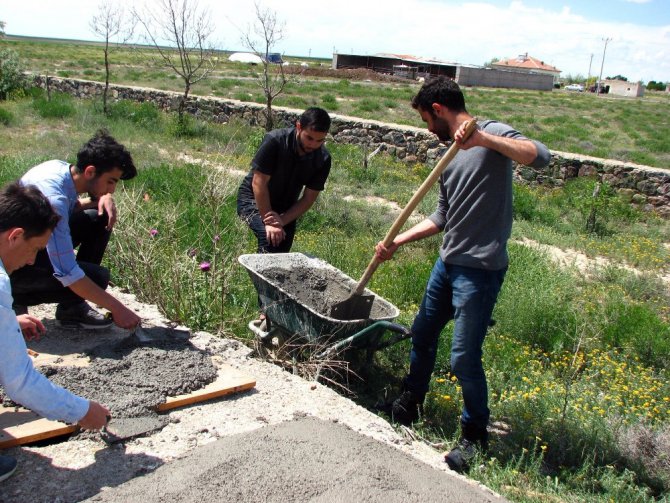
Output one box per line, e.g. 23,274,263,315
237,198,297,311
10,209,111,308
237,199,296,253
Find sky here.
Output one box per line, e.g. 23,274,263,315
2,0,670,83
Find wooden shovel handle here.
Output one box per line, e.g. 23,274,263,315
353,118,478,295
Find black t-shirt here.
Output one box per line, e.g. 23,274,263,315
238,127,331,213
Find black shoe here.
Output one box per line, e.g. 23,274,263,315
55,302,112,329
444,424,489,473
13,304,28,316
0,454,17,482
390,390,424,426
445,438,480,473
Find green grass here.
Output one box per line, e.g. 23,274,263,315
3,37,670,168
0,84,668,502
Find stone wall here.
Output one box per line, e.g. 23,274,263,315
32,75,670,217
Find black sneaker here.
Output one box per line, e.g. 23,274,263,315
445,424,489,473
0,454,17,482
391,390,424,426
55,302,113,329
445,438,480,473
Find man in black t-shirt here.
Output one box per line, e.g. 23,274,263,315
237,107,332,253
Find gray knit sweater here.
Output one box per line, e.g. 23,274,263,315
428,120,551,271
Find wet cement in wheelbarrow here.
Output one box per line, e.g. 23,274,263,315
262,266,392,318
1,330,218,437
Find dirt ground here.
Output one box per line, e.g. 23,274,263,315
0,288,506,503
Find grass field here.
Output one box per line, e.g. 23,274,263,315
1,37,670,503
3,36,670,168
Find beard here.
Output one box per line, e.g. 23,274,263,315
432,116,452,142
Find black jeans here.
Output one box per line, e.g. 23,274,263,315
237,198,296,253
10,209,111,308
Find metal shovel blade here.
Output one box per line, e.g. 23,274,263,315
330,293,375,321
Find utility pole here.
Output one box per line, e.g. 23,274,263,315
587,53,593,84
597,37,612,95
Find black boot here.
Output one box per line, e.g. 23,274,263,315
390,390,424,426
444,422,488,473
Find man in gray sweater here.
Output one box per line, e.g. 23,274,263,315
375,77,550,473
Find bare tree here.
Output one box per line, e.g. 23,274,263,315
133,0,215,128
90,1,134,115
242,2,292,131
0,20,6,38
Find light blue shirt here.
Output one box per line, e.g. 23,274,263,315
21,160,86,287
0,258,88,423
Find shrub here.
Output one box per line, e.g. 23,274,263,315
32,92,76,118
0,106,13,126
356,98,381,112
108,99,161,128
0,48,25,100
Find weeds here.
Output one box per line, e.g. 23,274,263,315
32,91,76,118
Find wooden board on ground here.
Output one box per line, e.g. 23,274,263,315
0,365,256,448
157,364,256,412
0,409,78,449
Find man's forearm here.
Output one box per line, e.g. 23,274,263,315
394,218,441,247
67,276,124,313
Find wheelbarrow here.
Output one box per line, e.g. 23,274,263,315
238,253,411,360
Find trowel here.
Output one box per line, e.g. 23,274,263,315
330,119,479,321
101,415,168,444
129,324,191,345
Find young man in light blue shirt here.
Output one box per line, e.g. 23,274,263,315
11,130,140,330
0,182,110,482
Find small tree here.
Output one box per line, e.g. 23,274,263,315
242,1,291,131
90,1,134,115
0,20,6,38
133,0,215,128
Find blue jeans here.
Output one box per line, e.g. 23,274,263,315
405,258,506,429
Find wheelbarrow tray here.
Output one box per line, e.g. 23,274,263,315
238,253,400,344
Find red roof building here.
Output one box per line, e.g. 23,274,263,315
492,53,561,83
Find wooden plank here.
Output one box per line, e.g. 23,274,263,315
0,364,255,447
0,408,77,449
156,364,256,412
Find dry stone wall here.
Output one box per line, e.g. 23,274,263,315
32,75,670,217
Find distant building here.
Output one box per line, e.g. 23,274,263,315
331,52,554,91
603,79,645,97
491,53,561,85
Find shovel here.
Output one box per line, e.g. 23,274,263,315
330,119,478,321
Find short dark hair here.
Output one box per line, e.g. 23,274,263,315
298,107,331,133
0,182,60,238
75,129,137,180
411,77,466,115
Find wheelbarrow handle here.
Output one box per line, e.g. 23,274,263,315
315,321,412,359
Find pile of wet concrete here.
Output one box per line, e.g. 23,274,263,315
1,327,218,438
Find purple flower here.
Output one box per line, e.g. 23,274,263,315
187,248,197,258
213,234,221,243
199,261,211,272
150,228,158,237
